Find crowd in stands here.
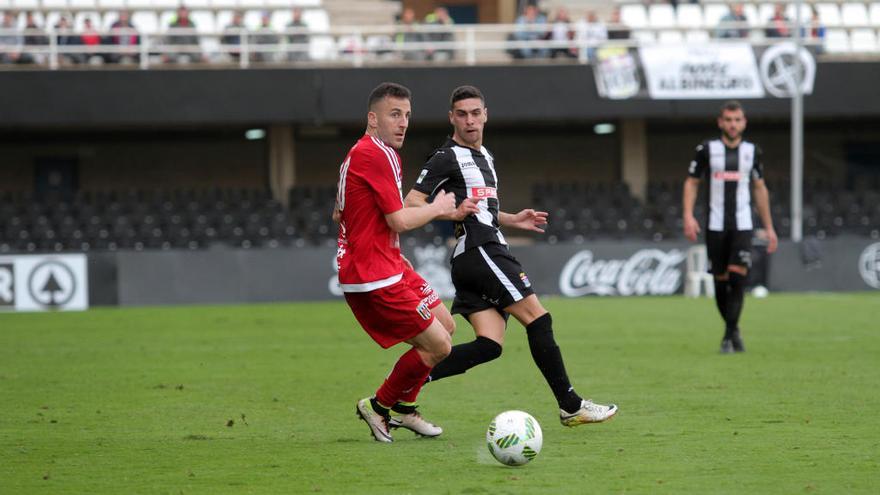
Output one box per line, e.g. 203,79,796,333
0,6,312,65
0,2,848,67
2,176,877,254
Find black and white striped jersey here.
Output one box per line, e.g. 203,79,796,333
413,138,507,257
689,138,765,232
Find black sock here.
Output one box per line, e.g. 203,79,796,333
725,272,747,336
714,279,729,323
526,313,582,413
426,336,502,383
370,397,390,418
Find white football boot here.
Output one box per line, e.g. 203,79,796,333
389,409,443,437
560,399,618,427
356,398,393,443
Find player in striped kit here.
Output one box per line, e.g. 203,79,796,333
405,85,618,426
683,100,778,353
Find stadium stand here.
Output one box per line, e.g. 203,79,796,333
3,0,880,68
2,175,878,255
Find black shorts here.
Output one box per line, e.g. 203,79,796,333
706,230,753,275
450,242,535,316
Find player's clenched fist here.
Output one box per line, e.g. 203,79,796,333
432,190,458,216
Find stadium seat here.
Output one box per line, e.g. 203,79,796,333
841,3,869,27
12,0,39,9
658,30,684,44
69,0,97,8
785,4,814,24
702,4,729,27
676,4,703,29
620,4,648,28
815,3,842,26
685,30,711,43
824,29,850,52
98,0,127,8
132,12,159,35
871,4,880,26
850,29,877,51
742,3,761,27
648,4,676,29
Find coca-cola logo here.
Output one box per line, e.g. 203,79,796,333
559,249,686,297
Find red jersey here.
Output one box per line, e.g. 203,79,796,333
336,134,406,292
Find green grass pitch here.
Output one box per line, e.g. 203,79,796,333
1,293,878,494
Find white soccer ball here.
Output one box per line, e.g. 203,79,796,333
486,410,543,466
752,285,769,298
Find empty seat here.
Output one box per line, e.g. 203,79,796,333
620,4,648,28
648,4,676,28
676,4,703,28
850,28,877,51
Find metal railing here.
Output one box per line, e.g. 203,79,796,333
0,21,873,70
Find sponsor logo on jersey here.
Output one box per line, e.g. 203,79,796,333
459,160,477,169
713,171,742,181
416,301,432,320
470,187,497,199
519,272,531,288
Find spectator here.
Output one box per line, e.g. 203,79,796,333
765,4,791,38
513,4,549,59
424,6,454,61
395,7,424,61
108,10,139,63
221,11,245,62
165,6,202,63
575,10,607,60
804,7,825,53
22,11,48,64
717,3,749,39
606,7,630,41
54,15,82,64
252,11,278,63
549,8,575,59
77,17,103,64
286,7,309,62
0,11,23,64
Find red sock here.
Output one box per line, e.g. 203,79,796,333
375,348,432,408
398,379,425,405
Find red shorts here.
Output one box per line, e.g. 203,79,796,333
345,269,437,349
404,266,441,310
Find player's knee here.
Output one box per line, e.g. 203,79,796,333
477,336,503,362
444,317,456,336
433,339,452,363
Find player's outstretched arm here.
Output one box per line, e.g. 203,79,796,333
752,179,778,253
385,190,461,233
682,177,701,242
404,189,480,221
499,210,548,233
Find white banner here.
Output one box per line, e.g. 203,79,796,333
559,249,686,297
639,43,765,99
0,254,89,312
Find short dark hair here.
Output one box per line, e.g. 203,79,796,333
450,85,485,109
368,82,412,110
720,100,744,116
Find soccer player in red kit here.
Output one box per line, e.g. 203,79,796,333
336,82,479,442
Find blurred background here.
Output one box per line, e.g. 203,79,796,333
1,0,878,309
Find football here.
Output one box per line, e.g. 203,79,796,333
486,410,543,466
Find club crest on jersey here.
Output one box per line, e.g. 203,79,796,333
519,272,531,288
713,171,742,181
416,301,432,320
415,169,429,184
470,187,497,199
